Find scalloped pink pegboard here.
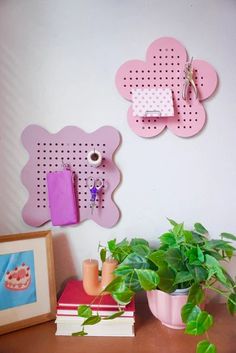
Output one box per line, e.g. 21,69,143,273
21,125,121,228
116,37,218,138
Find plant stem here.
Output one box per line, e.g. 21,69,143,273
88,290,105,307
204,285,236,304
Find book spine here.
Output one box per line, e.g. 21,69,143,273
55,324,135,337
56,312,135,318
57,307,134,316
55,317,135,324
57,303,126,309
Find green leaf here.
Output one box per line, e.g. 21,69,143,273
130,238,149,247
186,248,202,266
220,232,236,241
103,277,125,293
204,250,224,261
227,293,236,315
167,218,178,226
188,265,208,282
100,248,106,263
124,270,142,292
77,305,92,318
135,269,159,290
165,248,184,271
173,223,184,237
194,223,208,235
131,244,151,257
191,232,205,244
186,246,204,265
188,283,204,305
215,268,228,285
157,265,176,292
196,340,216,353
107,239,116,252
185,311,213,335
116,238,129,247
183,230,193,243
72,330,88,336
103,311,125,320
181,303,201,323
82,315,101,326
160,232,177,246
174,271,194,285
112,288,134,305
222,269,236,287
122,253,149,269
109,239,132,263
197,246,204,263
205,267,216,280
205,240,236,252
147,250,166,267
114,265,133,276
225,249,234,259
205,255,227,285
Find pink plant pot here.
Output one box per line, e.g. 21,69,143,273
146,289,188,329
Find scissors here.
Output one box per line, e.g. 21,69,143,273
86,176,104,214
182,57,198,101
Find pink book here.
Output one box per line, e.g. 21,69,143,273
58,280,135,311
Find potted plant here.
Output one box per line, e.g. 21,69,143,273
77,219,236,353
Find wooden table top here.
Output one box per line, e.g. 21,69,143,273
0,293,235,353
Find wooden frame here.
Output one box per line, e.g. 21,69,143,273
0,230,56,335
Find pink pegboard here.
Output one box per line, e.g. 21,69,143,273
21,125,121,228
115,37,218,138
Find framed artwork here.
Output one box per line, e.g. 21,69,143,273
0,230,56,334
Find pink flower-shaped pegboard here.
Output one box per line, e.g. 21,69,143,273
21,125,121,228
116,37,218,138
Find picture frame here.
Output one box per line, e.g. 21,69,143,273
0,230,56,335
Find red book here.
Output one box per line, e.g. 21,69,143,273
57,280,135,311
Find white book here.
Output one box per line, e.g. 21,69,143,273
56,316,135,324
55,322,135,337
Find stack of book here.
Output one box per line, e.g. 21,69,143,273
55,280,135,336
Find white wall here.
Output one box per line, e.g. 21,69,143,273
0,0,235,292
